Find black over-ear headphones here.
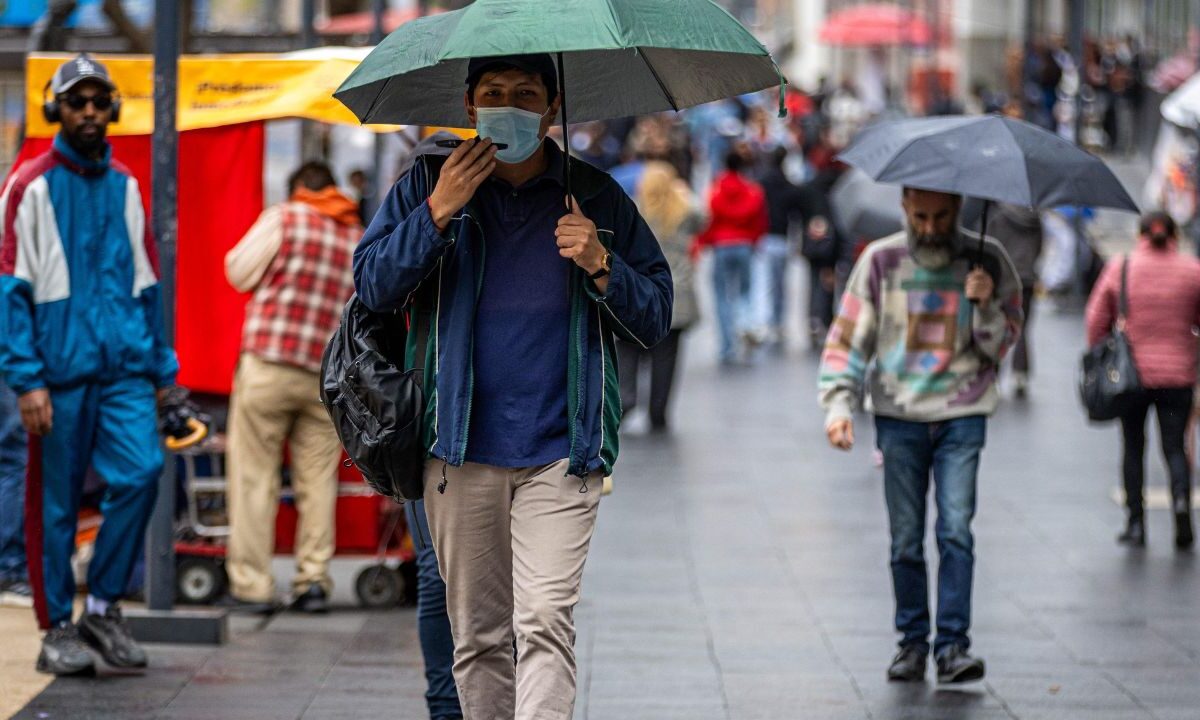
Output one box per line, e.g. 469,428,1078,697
42,78,122,124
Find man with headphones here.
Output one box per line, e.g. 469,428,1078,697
0,53,179,676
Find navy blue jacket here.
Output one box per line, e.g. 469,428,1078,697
353,142,672,477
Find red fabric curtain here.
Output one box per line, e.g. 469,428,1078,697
12,123,265,394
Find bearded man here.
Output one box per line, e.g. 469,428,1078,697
817,187,1023,685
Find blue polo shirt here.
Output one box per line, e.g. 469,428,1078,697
465,142,571,468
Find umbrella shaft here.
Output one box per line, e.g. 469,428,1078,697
558,51,572,204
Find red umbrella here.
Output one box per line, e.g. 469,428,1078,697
818,3,932,47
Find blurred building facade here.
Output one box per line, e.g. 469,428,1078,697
780,0,1198,94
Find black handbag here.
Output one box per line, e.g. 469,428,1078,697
799,214,839,265
320,295,429,502
1079,257,1141,422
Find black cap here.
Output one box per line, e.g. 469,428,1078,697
465,54,558,96
50,53,116,95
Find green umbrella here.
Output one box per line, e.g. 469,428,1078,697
333,0,785,129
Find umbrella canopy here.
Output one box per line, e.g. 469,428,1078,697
830,167,904,243
1161,71,1200,129
333,0,783,128
837,115,1139,212
818,3,932,47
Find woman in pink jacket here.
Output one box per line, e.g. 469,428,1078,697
1086,212,1200,549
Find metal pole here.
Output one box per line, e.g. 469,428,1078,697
147,0,180,612
1194,0,1200,70
1023,0,1035,120
1068,0,1087,301
371,0,387,217
1068,0,1084,143
301,0,317,50
298,0,320,160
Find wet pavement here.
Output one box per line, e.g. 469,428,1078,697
10,272,1200,719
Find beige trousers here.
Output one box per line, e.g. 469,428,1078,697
424,459,601,720
226,353,341,601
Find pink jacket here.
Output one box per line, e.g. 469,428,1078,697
1086,238,1200,389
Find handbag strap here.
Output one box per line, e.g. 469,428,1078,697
1117,255,1130,327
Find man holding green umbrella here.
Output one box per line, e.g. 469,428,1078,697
353,54,671,720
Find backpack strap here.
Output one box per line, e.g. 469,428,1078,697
408,152,446,391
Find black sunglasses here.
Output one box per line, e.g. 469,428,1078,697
61,93,114,111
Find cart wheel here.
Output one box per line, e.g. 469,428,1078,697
176,557,226,605
355,564,403,608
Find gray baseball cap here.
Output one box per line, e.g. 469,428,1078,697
50,53,116,95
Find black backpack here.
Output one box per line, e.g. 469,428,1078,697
320,295,429,502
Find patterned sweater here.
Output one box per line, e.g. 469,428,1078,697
819,231,1023,425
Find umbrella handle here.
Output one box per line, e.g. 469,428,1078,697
977,199,989,261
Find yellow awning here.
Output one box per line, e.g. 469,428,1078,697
26,48,399,138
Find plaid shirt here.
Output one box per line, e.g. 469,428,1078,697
241,202,358,372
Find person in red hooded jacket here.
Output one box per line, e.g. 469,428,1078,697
697,150,769,363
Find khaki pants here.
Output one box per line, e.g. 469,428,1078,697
424,459,601,720
226,354,340,601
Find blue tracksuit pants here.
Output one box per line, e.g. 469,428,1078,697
29,377,162,626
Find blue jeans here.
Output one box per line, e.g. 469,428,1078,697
711,243,755,361
0,381,27,582
404,500,462,720
755,234,789,333
875,415,985,657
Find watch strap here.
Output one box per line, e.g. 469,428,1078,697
588,252,611,280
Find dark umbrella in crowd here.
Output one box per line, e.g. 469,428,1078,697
837,114,1139,257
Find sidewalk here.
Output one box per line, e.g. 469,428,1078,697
575,302,1200,720
9,273,1200,719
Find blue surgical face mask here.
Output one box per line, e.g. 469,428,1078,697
474,106,548,163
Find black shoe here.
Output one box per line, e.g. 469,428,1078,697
214,593,281,615
290,585,329,614
0,577,33,608
78,605,148,669
886,645,927,682
1117,515,1146,546
36,621,96,676
936,646,986,684
1176,513,1194,550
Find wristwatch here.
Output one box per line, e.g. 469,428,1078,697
588,251,611,280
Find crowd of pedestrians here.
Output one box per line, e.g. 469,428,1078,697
5,45,1200,720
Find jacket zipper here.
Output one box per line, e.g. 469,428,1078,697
568,267,587,475
428,260,443,456
596,309,606,468
454,211,487,466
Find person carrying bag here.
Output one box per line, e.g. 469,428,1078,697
1085,211,1200,549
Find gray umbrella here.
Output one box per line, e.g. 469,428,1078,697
830,167,904,243
837,114,1138,257
838,115,1139,210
